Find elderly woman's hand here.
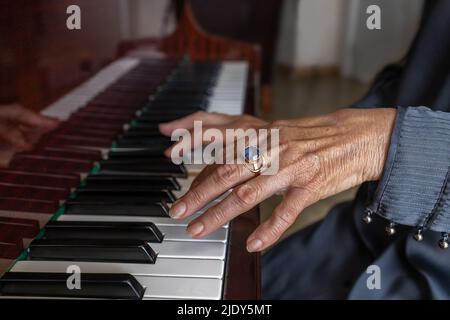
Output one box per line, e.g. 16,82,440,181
169,108,398,252
0,104,59,150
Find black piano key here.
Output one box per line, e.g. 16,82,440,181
44,221,164,242
145,102,207,111
114,139,172,150
64,201,170,217
151,93,207,102
84,174,181,190
118,132,166,140
0,272,145,299
136,110,199,121
168,78,216,85
100,156,181,165
115,136,173,148
98,159,187,178
28,239,158,264
116,138,173,150
106,150,172,160
142,103,206,113
125,124,161,135
74,189,176,203
133,114,195,124
157,86,213,96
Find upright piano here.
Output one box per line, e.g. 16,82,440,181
0,1,260,299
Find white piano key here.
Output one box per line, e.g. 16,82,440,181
175,176,195,189
12,258,224,279
41,58,139,120
151,241,226,260
139,276,222,299
207,62,247,116
158,225,228,243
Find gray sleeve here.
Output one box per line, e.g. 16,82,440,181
367,106,450,233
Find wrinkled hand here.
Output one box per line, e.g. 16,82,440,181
0,104,59,150
169,108,397,252
159,111,267,157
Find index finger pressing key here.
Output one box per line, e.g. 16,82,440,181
169,164,254,220
186,174,286,238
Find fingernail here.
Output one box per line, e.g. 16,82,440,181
247,239,263,252
187,222,204,237
169,201,186,219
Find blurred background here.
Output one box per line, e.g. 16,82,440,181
0,0,425,240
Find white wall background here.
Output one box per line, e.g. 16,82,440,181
277,0,423,82
276,0,346,68
122,0,174,39
341,0,423,82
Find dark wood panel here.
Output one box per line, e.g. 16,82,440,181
0,0,122,110
224,209,261,299
183,0,283,85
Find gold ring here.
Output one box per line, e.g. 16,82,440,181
243,146,265,173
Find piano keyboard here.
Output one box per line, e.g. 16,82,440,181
0,57,248,300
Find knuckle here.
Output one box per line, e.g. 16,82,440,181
304,152,321,175
267,222,284,241
276,207,297,225
190,178,200,189
208,207,227,225
214,164,240,185
235,184,259,206
270,215,292,237
187,188,206,206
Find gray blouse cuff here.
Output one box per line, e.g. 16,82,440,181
366,106,450,236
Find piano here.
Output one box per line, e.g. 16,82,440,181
0,1,261,300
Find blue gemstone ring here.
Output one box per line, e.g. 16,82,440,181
242,146,265,173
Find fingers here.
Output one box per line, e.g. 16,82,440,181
186,175,287,238
169,164,254,219
159,111,231,136
246,188,314,252
0,105,59,130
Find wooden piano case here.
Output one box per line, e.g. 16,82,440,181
0,0,261,299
